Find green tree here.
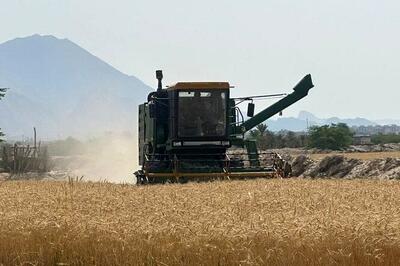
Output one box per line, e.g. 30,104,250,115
248,124,308,149
371,134,400,144
249,124,267,138
249,124,275,149
0,88,6,142
255,124,267,136
299,134,308,147
308,123,353,150
285,131,300,148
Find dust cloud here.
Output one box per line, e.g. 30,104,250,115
52,134,139,184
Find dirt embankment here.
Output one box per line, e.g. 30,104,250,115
269,143,400,179
289,155,400,179
272,143,400,157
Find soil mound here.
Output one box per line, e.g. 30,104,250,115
291,155,400,179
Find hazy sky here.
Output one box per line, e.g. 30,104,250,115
1,0,399,119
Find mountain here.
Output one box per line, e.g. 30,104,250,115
0,34,151,139
266,111,379,132
1,35,397,139
373,119,400,125
297,111,323,124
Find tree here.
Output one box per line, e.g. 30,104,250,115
256,124,267,136
249,124,274,149
248,124,307,149
0,88,6,142
249,124,267,139
0,88,6,98
371,134,400,144
308,123,353,150
285,131,300,148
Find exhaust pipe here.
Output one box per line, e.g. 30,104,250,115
156,70,163,92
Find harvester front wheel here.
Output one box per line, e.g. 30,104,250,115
134,170,148,185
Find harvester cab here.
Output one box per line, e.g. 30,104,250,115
135,71,314,184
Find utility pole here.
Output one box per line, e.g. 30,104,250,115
33,127,37,157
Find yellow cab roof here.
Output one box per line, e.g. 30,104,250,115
167,82,230,91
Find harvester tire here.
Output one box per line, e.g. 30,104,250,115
134,170,148,185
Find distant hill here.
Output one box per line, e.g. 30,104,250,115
0,34,151,139
1,35,397,139
373,119,400,126
266,111,380,132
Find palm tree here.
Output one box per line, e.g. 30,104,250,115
256,124,268,136
0,88,6,98
0,88,7,142
248,124,271,149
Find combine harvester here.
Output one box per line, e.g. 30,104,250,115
135,70,314,184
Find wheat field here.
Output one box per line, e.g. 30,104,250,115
0,179,400,265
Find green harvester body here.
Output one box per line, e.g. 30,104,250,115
135,71,313,184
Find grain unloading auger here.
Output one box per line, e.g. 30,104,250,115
135,70,314,184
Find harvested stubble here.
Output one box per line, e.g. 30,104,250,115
0,179,400,265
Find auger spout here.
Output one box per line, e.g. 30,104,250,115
240,74,314,132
